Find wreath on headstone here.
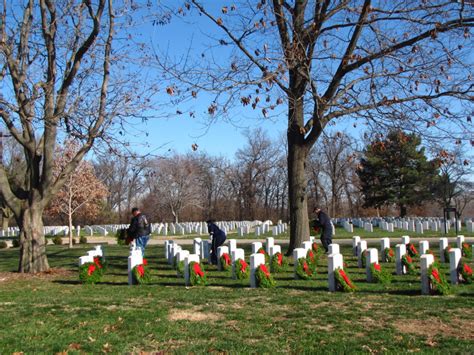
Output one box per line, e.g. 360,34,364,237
444,246,452,263
369,262,392,285
428,265,450,295
270,252,287,273
361,250,368,268
189,261,207,286
256,264,275,288
306,249,318,269
176,260,185,277
384,247,395,263
462,243,472,259
235,258,249,280
311,242,324,258
458,260,473,284
116,228,133,246
220,252,232,271
406,243,419,258
334,268,356,292
132,258,151,284
93,256,107,275
79,262,103,284
401,254,416,275
296,257,314,280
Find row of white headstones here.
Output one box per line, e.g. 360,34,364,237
347,235,472,294
79,235,472,293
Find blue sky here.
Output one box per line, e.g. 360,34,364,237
123,3,291,159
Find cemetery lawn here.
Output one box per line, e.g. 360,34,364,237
0,245,473,353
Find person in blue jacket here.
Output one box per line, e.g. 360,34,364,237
207,219,226,265
312,207,333,253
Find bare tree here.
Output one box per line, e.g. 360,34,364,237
157,1,473,253
45,141,108,248
0,1,154,272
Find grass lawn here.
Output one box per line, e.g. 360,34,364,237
0,244,473,353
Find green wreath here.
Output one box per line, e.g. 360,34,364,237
270,252,287,273
256,264,275,288
132,263,151,284
235,258,249,280
462,243,472,259
360,250,368,268
79,262,102,284
176,260,185,276
334,268,356,292
369,262,392,285
428,265,450,295
384,247,395,263
189,261,207,286
401,255,416,275
458,259,473,284
220,253,232,271
296,257,314,280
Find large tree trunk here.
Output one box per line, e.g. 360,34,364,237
400,204,407,218
287,142,310,254
18,205,50,273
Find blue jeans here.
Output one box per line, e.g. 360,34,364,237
135,235,150,257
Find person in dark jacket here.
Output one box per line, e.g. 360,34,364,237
127,207,151,256
207,219,226,265
312,207,333,253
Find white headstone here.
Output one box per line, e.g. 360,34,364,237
395,244,407,275
366,248,379,282
228,239,237,255
266,237,274,254
420,254,435,295
419,240,429,255
352,236,360,256
380,238,390,262
200,240,210,260
357,240,368,268
456,235,465,249
293,248,307,279
328,253,344,292
217,246,230,271
184,254,201,286
439,237,449,263
231,248,245,279
401,235,410,245
78,254,94,267
449,248,462,285
251,242,263,254
302,241,312,251
269,245,281,257
328,243,340,255
250,253,266,288
193,238,202,256
128,248,143,285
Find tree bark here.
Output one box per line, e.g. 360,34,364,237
400,204,407,218
18,205,50,273
68,182,74,248
286,91,310,254
287,142,310,254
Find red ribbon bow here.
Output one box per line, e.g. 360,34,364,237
431,268,441,283
338,269,354,288
239,259,248,272
277,253,283,266
136,264,145,277
87,264,96,276
222,253,231,265
93,257,102,268
463,263,472,275
374,263,381,272
260,265,270,278
193,263,204,277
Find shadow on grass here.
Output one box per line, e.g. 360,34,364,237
359,288,421,296
278,285,328,292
